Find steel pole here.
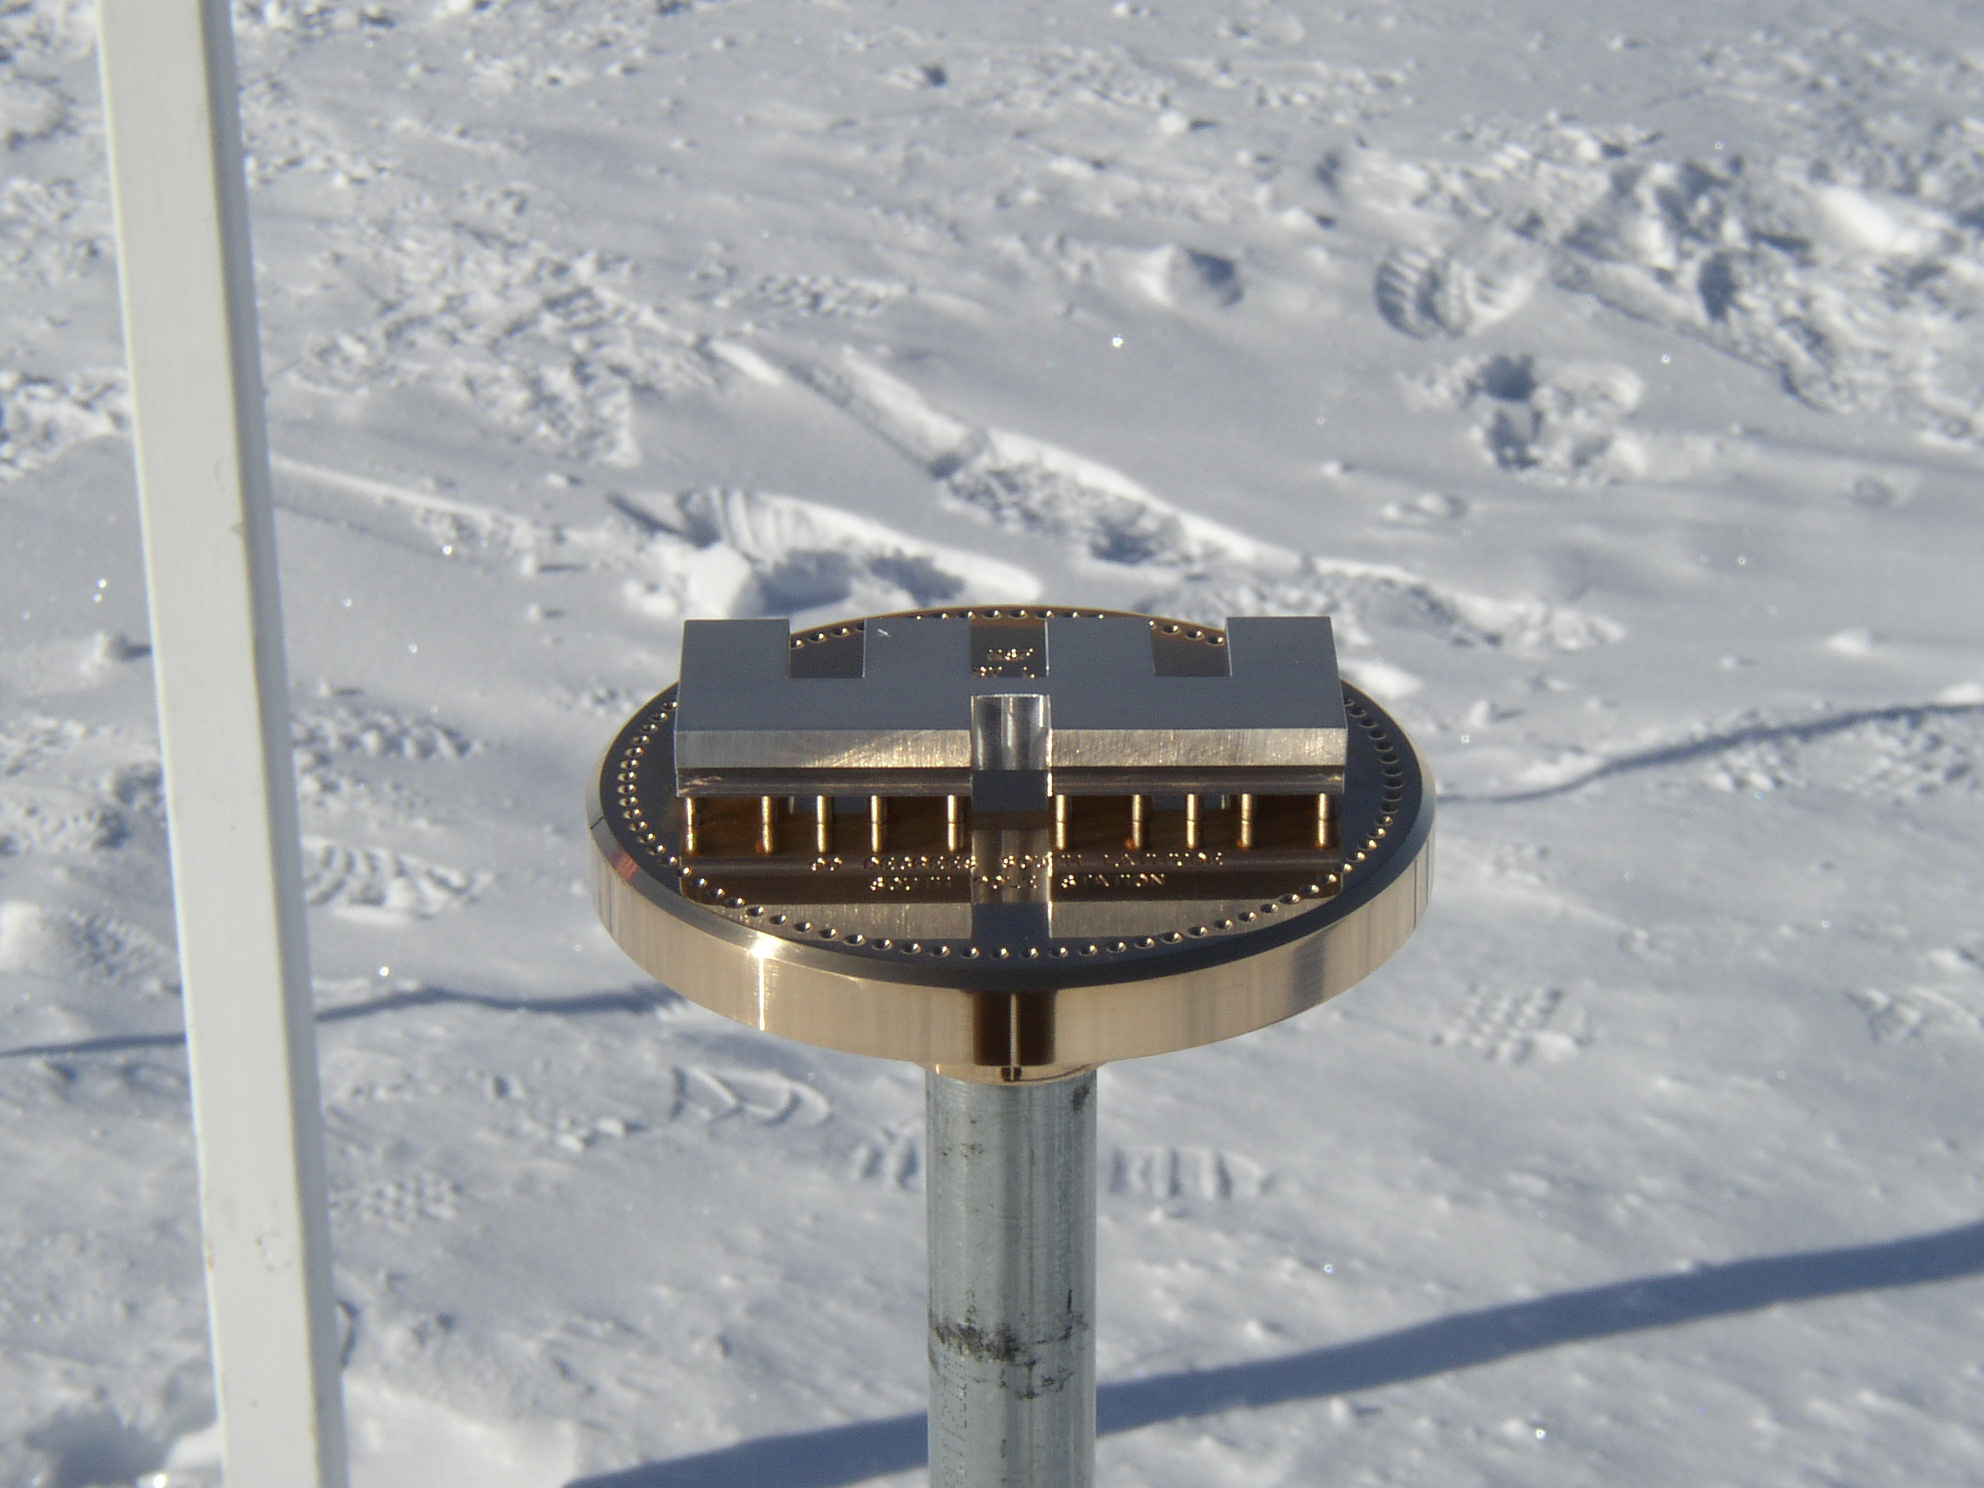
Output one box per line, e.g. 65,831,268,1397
926,1070,1097,1488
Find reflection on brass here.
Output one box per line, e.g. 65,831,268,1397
590,608,1432,1082
1047,896,1269,941
591,801,1429,1079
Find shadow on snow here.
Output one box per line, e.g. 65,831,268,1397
1443,700,1984,805
0,982,684,1062
568,1215,1984,1488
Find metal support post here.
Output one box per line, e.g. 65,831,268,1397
927,1071,1097,1488
592,607,1433,1488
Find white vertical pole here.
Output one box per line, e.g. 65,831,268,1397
96,4,349,1485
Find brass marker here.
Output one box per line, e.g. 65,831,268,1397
591,608,1432,1488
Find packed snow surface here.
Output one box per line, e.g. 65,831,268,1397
4,0,1984,1483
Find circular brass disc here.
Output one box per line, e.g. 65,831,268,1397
589,608,1433,1080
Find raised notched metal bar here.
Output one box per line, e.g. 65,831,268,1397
672,610,1347,797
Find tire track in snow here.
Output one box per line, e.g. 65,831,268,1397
782,349,1624,659
273,455,1038,622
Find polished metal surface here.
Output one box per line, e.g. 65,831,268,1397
672,611,1347,802
927,1070,1096,1488
589,606,1435,1488
589,608,1432,1081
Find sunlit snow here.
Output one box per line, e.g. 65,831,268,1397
4,1,1983,1484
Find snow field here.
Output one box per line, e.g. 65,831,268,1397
2,0,1983,1483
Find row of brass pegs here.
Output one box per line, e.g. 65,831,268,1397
681,792,1338,857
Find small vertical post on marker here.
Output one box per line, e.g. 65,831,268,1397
96,2,348,1486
